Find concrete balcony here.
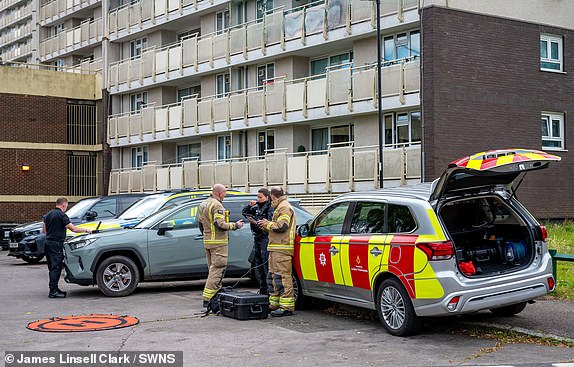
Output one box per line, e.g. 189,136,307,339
0,3,33,28
39,0,101,26
108,143,422,195
38,17,103,60
0,22,31,48
108,0,420,92
0,41,31,61
108,59,420,147
0,0,28,13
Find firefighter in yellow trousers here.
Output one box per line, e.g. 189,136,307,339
199,184,244,308
257,186,296,317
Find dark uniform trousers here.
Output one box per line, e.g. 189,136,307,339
253,235,269,294
45,239,64,293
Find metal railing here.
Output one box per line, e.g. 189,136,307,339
0,59,100,74
39,17,103,59
0,41,32,61
0,21,32,47
0,3,33,28
39,0,99,24
108,59,419,144
107,0,419,89
549,249,574,282
108,143,421,194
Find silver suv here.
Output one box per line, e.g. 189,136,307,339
295,149,560,336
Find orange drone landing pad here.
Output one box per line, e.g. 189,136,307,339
27,314,139,332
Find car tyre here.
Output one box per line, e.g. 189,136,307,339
293,271,311,310
489,302,527,317
376,278,422,337
22,255,44,264
96,255,140,297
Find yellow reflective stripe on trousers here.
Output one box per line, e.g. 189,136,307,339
268,243,293,251
279,297,295,309
204,240,228,245
203,287,217,300
269,295,280,307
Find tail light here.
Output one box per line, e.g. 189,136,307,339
536,225,548,242
447,296,460,312
547,277,555,291
416,241,454,260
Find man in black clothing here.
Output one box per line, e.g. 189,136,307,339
242,188,273,295
43,197,92,298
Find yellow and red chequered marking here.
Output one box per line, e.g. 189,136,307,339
27,314,139,332
451,149,560,171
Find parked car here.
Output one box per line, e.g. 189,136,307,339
8,194,147,263
294,149,560,336
69,190,247,236
64,195,313,296
0,222,19,251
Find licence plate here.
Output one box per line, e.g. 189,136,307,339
4,230,9,238
9,242,18,249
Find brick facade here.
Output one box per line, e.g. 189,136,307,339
421,7,574,219
0,93,70,222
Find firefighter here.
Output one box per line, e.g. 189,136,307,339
242,188,273,295
257,186,296,317
199,184,244,308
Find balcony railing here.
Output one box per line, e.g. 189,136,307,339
39,17,103,59
108,0,417,41
0,3,33,28
0,22,32,48
108,0,419,90
70,57,102,74
108,59,420,145
39,0,99,25
0,41,32,61
0,0,28,12
108,143,422,195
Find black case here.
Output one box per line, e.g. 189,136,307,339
218,289,269,320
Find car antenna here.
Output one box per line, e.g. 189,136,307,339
509,172,527,202
94,221,102,233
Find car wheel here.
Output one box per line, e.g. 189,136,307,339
376,278,422,337
489,302,527,317
292,271,311,310
22,255,44,264
96,255,140,297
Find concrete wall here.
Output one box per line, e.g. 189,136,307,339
421,7,574,218
0,67,101,100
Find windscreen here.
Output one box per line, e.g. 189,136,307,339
65,198,99,219
119,195,168,220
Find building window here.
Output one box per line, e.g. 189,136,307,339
540,34,563,72
177,86,201,101
130,92,147,113
177,29,200,42
216,10,230,33
258,129,275,157
383,30,420,65
541,112,564,150
217,132,247,161
257,63,275,88
384,111,421,146
256,0,273,22
131,146,148,168
216,73,230,98
217,135,232,161
130,37,147,58
177,143,201,163
53,59,65,70
53,23,64,36
310,51,353,77
311,124,354,152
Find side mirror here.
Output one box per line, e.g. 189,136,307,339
157,221,175,235
85,210,98,220
297,223,310,237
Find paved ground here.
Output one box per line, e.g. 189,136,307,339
1,252,573,367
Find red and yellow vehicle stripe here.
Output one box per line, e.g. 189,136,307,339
451,148,561,171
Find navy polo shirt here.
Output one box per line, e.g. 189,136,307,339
44,208,71,242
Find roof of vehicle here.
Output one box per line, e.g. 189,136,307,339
334,183,433,202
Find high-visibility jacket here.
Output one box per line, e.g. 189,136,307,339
264,196,295,255
199,195,237,249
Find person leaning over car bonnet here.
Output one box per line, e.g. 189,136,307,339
198,184,244,308
242,188,273,295
257,186,296,317
42,197,92,299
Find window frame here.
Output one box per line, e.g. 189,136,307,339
216,73,230,98
131,146,149,168
130,37,148,58
130,92,148,113
540,34,563,72
215,10,230,34
383,29,420,65
311,123,354,153
541,112,565,151
258,129,275,157
310,51,353,77
383,111,421,147
257,63,275,88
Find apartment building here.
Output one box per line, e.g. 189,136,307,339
1,0,572,218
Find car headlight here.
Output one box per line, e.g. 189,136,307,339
68,238,98,250
24,229,41,237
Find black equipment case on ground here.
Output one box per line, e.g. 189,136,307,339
218,289,269,320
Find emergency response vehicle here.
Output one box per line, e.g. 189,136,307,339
294,149,559,336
